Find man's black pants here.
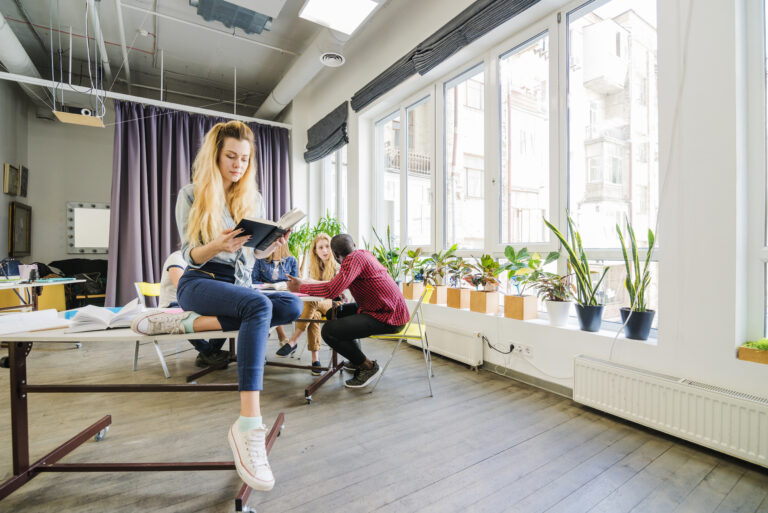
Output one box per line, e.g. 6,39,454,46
321,303,405,366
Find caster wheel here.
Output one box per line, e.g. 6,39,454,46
0,356,8,369
75,343,82,349
94,426,109,442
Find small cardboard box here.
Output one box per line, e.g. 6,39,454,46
737,346,768,365
470,290,499,315
447,287,470,309
429,285,448,305
403,282,425,300
504,295,538,320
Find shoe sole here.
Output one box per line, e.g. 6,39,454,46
344,366,382,389
227,427,275,491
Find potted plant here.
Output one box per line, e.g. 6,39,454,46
616,218,656,340
534,272,572,327
738,339,768,365
466,254,502,314
544,214,609,332
446,256,472,309
402,248,425,300
501,247,559,321
422,244,458,305
369,225,406,284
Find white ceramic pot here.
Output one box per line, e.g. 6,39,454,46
545,300,572,327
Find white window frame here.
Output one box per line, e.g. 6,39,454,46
319,147,348,226
490,18,561,256
747,0,768,339
373,109,401,243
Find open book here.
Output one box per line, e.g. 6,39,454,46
235,208,305,251
0,309,70,335
66,298,144,333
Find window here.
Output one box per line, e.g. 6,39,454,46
320,146,348,226
445,66,485,250
568,0,658,249
406,97,433,246
499,32,550,244
375,112,401,244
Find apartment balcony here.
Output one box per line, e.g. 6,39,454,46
385,147,432,176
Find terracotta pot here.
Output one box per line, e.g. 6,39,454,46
447,287,470,309
504,295,538,320
429,285,448,305
737,346,768,365
470,290,500,314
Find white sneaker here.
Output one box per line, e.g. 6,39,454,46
228,422,275,491
131,311,190,335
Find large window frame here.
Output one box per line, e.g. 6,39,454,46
747,0,768,340
319,146,348,227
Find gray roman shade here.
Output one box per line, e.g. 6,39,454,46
304,101,349,163
351,0,540,112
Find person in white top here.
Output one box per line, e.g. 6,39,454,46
158,251,229,367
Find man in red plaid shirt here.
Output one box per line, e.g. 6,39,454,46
287,234,409,388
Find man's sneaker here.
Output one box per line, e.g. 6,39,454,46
275,342,296,358
311,361,323,376
342,360,356,372
195,350,230,368
344,360,381,389
227,422,275,491
131,311,190,335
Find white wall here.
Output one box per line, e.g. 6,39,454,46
25,105,114,264
0,81,29,259
289,0,768,398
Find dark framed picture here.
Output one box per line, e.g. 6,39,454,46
19,166,28,197
3,163,19,196
9,201,31,257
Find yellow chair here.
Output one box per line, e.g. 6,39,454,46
369,285,434,396
133,281,174,378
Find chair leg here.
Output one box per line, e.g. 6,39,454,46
153,340,171,379
421,332,434,397
368,336,406,394
133,341,140,371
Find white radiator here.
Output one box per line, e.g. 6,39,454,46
406,324,483,368
574,356,768,468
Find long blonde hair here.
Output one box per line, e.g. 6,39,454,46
308,233,338,281
185,121,259,246
265,243,291,263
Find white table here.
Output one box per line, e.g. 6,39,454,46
0,278,84,312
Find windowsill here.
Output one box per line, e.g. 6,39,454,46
413,300,658,346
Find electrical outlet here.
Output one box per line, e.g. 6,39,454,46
523,345,533,357
512,343,532,356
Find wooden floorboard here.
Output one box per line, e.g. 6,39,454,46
1,336,767,512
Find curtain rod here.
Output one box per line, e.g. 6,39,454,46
0,71,292,130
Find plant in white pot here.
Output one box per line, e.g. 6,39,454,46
501,247,559,320
422,244,458,305
616,218,656,340
544,214,609,332
533,272,572,327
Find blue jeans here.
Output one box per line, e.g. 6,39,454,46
168,301,225,356
177,271,303,391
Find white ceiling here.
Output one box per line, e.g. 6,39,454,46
0,0,340,114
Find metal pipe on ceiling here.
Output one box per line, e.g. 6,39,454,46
0,12,51,108
0,70,292,129
114,0,132,93
86,0,113,82
120,3,298,56
12,0,48,55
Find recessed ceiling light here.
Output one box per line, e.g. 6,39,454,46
299,0,377,35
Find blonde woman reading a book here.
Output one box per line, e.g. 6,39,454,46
275,233,338,374
130,121,302,491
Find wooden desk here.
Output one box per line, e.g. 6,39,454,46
0,328,283,511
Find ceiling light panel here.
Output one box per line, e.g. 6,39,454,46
299,0,377,35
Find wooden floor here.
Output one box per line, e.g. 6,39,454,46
1,337,768,513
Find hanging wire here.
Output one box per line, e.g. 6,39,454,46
49,0,56,111
57,0,64,106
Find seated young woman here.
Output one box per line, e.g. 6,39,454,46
131,121,302,491
275,233,338,375
252,244,298,346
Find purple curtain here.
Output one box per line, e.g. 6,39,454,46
105,100,291,307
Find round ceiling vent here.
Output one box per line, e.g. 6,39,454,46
320,52,345,68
